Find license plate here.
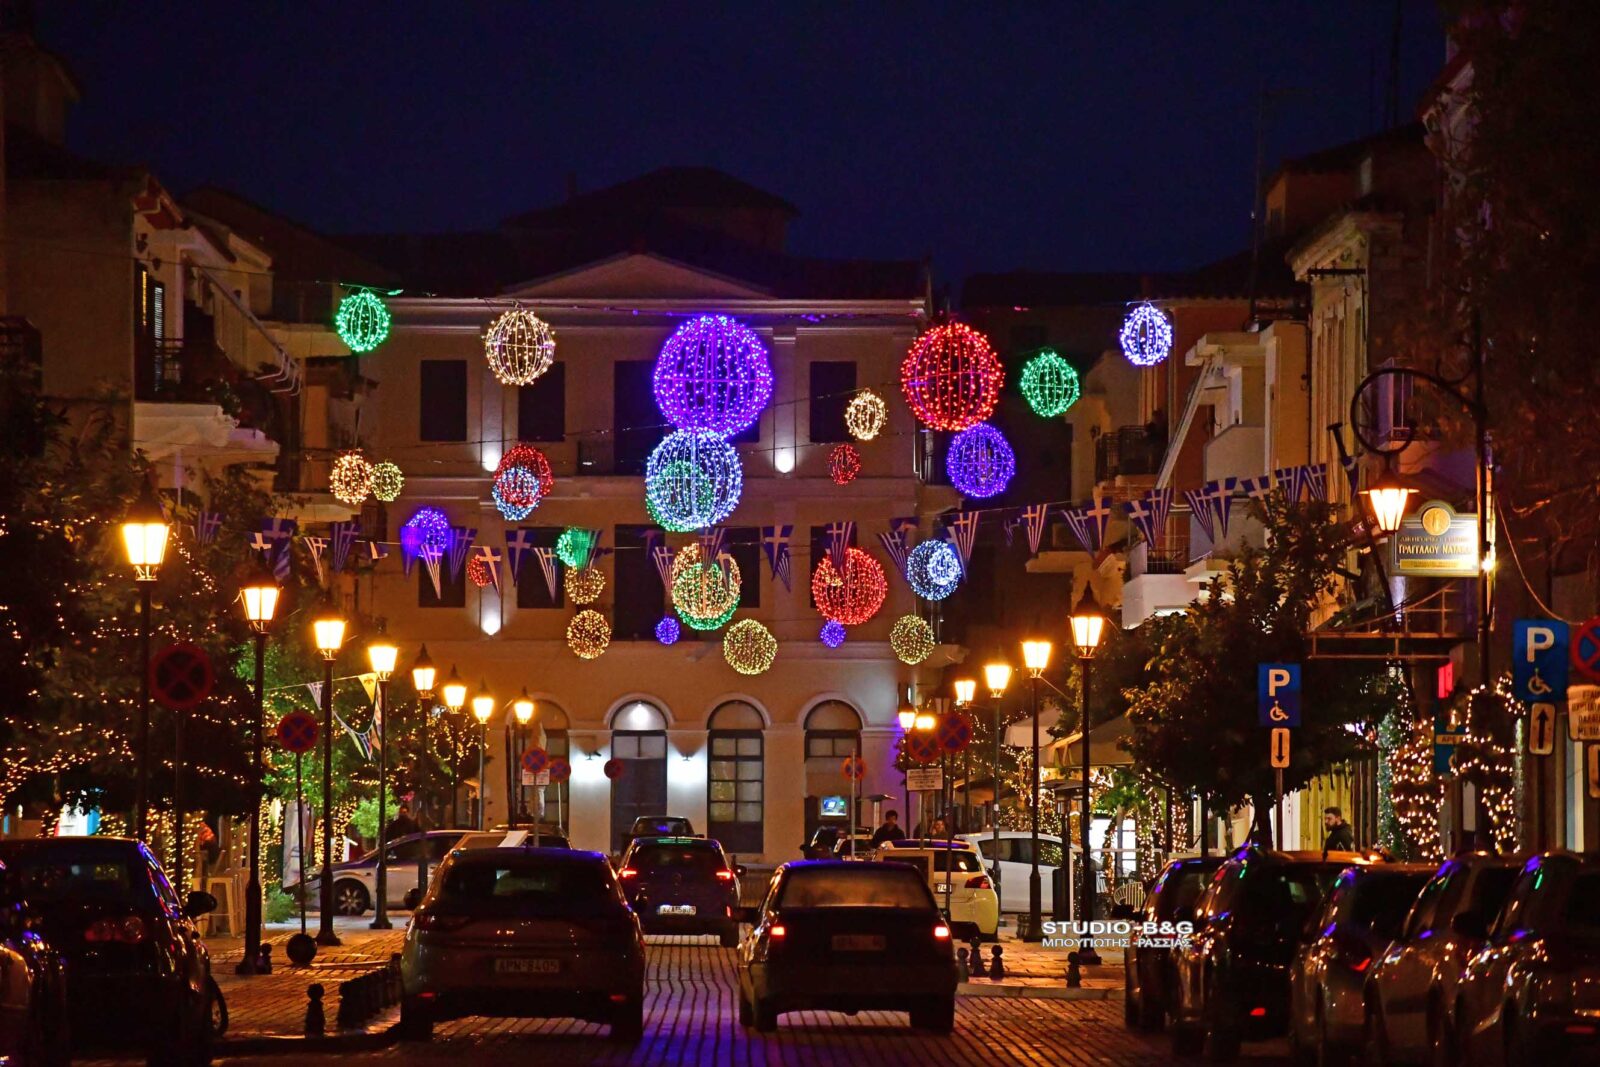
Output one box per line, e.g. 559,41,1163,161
657,904,697,916
934,884,951,894
831,934,885,951
493,957,560,975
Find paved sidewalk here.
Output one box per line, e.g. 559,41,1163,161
958,931,1124,999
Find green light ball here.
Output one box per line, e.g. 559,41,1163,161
334,290,391,354
1019,350,1080,418
556,527,594,570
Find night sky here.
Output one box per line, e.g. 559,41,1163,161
38,2,1445,281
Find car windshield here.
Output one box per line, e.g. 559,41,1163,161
633,818,691,836
630,846,722,874
1350,872,1431,933
1155,868,1211,920
778,867,933,909
1469,867,1517,917
437,859,616,915
885,852,983,875
0,848,165,911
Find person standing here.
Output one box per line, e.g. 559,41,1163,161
870,811,907,847
1321,806,1354,856
386,803,422,841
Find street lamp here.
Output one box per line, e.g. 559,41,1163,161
897,707,916,731
914,711,937,732
366,631,398,931
512,690,534,829
311,602,345,946
471,682,493,830
953,679,977,706
1070,584,1107,965
441,667,467,827
121,482,169,841
409,645,436,899
981,657,1012,899
236,565,279,975
1019,639,1052,942
1361,469,1416,536
410,645,436,700
441,667,467,714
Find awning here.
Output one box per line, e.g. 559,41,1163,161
1003,705,1065,748
1050,714,1135,768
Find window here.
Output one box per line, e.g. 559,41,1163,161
611,733,667,760
808,361,856,442
420,361,468,441
612,525,665,639
708,701,764,853
419,560,467,608
613,360,656,474
808,524,858,609
517,363,566,442
515,527,565,609
805,732,858,758
727,527,761,609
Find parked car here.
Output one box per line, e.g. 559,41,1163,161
0,858,70,1067
1169,847,1356,1060
801,825,870,859
628,816,695,843
1452,850,1600,1064
399,846,646,1042
1119,855,1225,1031
0,836,216,1065
1287,862,1433,1062
737,860,957,1033
458,827,570,850
617,836,744,945
958,831,1077,914
829,832,876,860
878,839,1000,941
298,829,468,915
1360,851,1518,1063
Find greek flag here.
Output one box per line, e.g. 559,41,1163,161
1021,503,1050,556
1124,487,1173,547
330,520,361,573
505,528,535,584
945,511,980,572
304,535,328,586
194,511,223,545
825,521,855,574
447,526,477,580
760,525,792,592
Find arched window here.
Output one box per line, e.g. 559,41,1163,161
610,701,668,852
803,700,863,840
707,701,764,854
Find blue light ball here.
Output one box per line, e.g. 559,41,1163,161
906,539,962,601
946,422,1015,499
655,616,682,645
819,620,847,648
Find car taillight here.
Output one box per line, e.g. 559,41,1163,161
84,916,146,944
933,924,951,940
965,875,991,890
769,924,786,940
1349,955,1372,973
619,868,638,879
412,911,471,932
716,869,736,881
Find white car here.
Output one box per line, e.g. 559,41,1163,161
299,830,466,915
959,831,1079,916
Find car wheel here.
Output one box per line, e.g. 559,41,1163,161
910,997,956,1034
719,923,739,948
1362,1001,1388,1066
609,997,644,1042
398,997,434,1041
334,879,371,916
737,988,753,1028
754,996,779,1033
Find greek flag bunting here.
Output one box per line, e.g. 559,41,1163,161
1303,462,1329,502
194,511,222,545
533,547,559,602
825,521,855,574
1184,487,1217,544
505,528,535,584
330,520,361,573
474,545,503,591
760,525,792,592
1021,503,1050,556
304,535,328,585
447,526,476,580
1124,487,1173,547
945,511,980,572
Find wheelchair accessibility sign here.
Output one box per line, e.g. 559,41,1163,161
1513,620,1569,704
1258,664,1301,728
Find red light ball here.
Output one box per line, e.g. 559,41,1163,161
828,444,861,486
811,546,888,626
900,322,1004,431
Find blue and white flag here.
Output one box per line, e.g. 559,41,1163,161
1124,487,1173,547
533,547,559,601
699,527,728,570
447,526,476,580
1274,466,1305,503
505,528,535,584
252,518,296,581
1240,475,1275,502
760,525,792,592
194,511,223,545
1001,511,1022,548
1021,503,1050,556
303,535,328,586
474,545,503,592
825,520,855,574
945,511,981,573
365,539,389,564
876,518,914,573
1205,478,1238,540
1062,496,1113,554
1184,487,1217,544
421,541,444,599
1303,462,1329,502
330,520,361,573
1339,453,1361,499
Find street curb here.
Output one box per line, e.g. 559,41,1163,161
958,983,1121,1001
215,1011,401,1055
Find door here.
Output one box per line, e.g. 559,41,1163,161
611,731,668,853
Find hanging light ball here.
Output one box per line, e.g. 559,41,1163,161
845,390,888,441
1119,302,1173,367
890,614,937,665
723,619,777,676
819,619,847,648
671,543,742,631
906,539,963,601
811,546,888,626
491,466,543,521
1019,350,1081,417
496,444,555,495
555,527,595,570
565,566,606,605
329,450,375,506
371,461,405,502
828,444,861,486
483,307,556,386
333,290,391,353
655,615,682,646
466,556,493,588
644,430,744,532
946,422,1016,499
566,610,611,659
402,507,450,556
653,314,773,435
900,322,1004,431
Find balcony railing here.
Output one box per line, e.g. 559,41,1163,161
1095,425,1164,483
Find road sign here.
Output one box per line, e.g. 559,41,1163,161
149,642,215,711
1573,619,1600,683
935,713,973,753
1589,745,1600,800
906,767,943,792
1434,712,1469,776
602,758,625,780
1258,664,1302,728
1513,620,1569,702
841,756,866,781
1269,728,1291,769
1571,686,1600,741
905,731,941,765
521,747,549,774
1529,703,1557,756
275,711,319,755
547,757,571,783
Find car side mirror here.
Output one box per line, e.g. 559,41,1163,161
1451,911,1489,941
184,891,217,918
734,864,747,876
403,888,423,910
1110,903,1137,921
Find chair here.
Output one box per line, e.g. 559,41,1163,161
202,871,241,937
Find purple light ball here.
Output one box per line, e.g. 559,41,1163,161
656,615,682,645
653,314,773,435
946,422,1016,499
820,620,847,648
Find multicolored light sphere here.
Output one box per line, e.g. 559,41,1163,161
845,390,888,441
329,449,375,506
1119,302,1173,367
333,290,391,353
1019,350,1081,417
890,614,937,665
671,543,742,631
466,556,494,588
492,466,543,521
819,619,847,648
652,314,773,436
811,546,888,626
946,422,1016,499
564,566,605,605
566,610,611,659
905,539,962,601
483,307,556,386
900,322,1004,431
655,615,682,645
644,430,743,532
828,444,861,486
402,507,450,555
723,619,777,676
370,461,405,502
497,444,555,496
555,527,595,570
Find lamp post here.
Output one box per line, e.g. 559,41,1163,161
513,690,535,831
897,707,916,819
442,668,467,826
1070,585,1107,965
366,631,398,931
1019,639,1053,943
236,567,279,975
471,682,493,830
983,659,1013,895
954,680,976,827
312,603,346,946
120,482,170,841
409,646,436,900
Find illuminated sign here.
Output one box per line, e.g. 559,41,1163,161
1392,500,1479,578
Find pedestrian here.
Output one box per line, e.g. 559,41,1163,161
928,816,948,842
1321,806,1354,856
386,803,421,841
870,810,907,847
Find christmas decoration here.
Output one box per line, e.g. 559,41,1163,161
655,616,682,645
1019,349,1081,416
497,444,556,496
811,546,888,626
890,615,936,665
566,610,611,659
819,619,847,648
1119,302,1173,367
370,461,404,502
556,527,595,570
845,390,888,441
645,430,743,532
671,543,742,631
564,566,605,605
483,307,557,386
946,422,1016,499
466,556,493,588
329,450,375,506
653,314,773,436
723,619,777,675
900,322,1003,431
492,466,543,521
403,507,450,556
334,289,391,353
905,538,962,601
828,444,861,486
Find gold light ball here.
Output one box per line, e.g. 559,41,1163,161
670,543,743,631
371,461,404,502
845,390,888,441
890,614,936,665
723,618,777,675
565,566,606,605
566,610,611,659
329,450,374,506
484,307,556,386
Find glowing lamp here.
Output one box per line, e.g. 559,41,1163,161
914,712,937,732
984,660,1013,699
471,681,494,725
441,668,467,712
120,483,170,581
897,708,917,731
411,645,437,696
1021,639,1053,677
1362,471,1415,535
366,634,398,681
1070,585,1107,660
239,567,280,633
513,689,535,725
954,679,977,706
312,604,346,661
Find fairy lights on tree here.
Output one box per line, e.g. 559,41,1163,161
1119,302,1173,367
652,314,773,436
329,450,375,506
811,546,887,626
1019,349,1081,416
845,390,888,441
566,610,611,659
828,444,861,486
890,614,936,665
723,619,777,675
644,430,743,531
334,290,391,353
483,307,557,386
905,539,962,601
671,543,742,631
946,422,1015,499
900,322,1004,431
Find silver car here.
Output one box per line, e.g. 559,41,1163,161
399,846,646,1042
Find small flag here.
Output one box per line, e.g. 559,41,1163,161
1303,462,1329,502
254,518,296,580
652,544,675,590
505,528,535,584
1001,511,1022,548
305,681,323,707
304,535,328,585
366,539,390,564
760,525,792,592
1274,466,1304,503
421,542,444,599
876,519,913,573
1124,487,1173,547
1240,475,1274,502
699,527,728,571
1184,487,1216,544
475,545,503,591
194,511,222,545
447,526,476,580
1021,503,1049,556
945,511,980,572
330,520,361,573
1205,478,1238,540
825,521,855,574
533,547,559,602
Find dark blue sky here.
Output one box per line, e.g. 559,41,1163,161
39,2,1444,281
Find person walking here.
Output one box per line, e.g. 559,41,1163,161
1321,806,1354,856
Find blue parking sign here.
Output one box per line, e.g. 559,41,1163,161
1512,620,1569,703
1258,663,1301,728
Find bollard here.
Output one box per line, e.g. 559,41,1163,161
1065,951,1082,988
988,944,1005,981
305,984,325,1037
956,947,970,982
256,943,273,974
968,942,988,979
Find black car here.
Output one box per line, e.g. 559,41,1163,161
0,859,70,1066
1119,855,1224,1031
627,816,695,843
1169,847,1353,1060
801,825,870,859
618,836,743,945
737,860,958,1033
0,837,216,1065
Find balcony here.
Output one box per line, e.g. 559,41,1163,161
133,337,280,470
1095,425,1164,483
